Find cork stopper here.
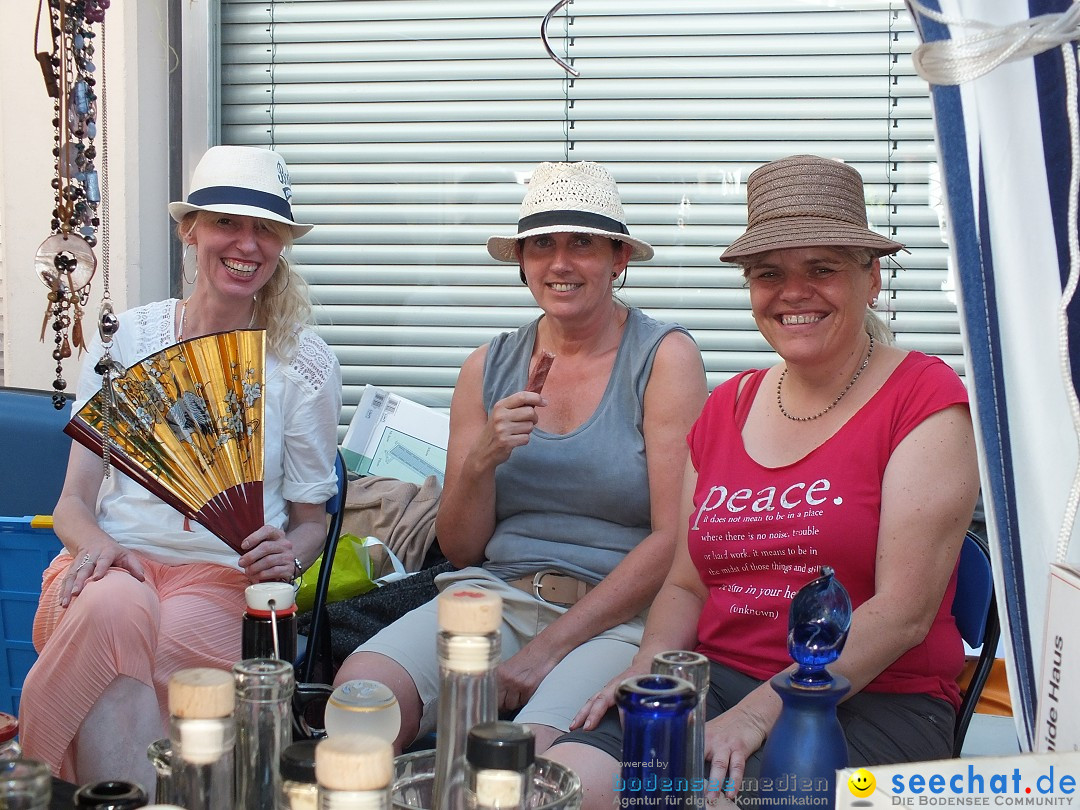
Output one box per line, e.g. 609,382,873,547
437,588,502,634
168,668,234,718
315,734,393,792
245,581,296,612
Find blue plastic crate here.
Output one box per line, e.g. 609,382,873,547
0,516,63,716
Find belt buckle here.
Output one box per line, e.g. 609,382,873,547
532,570,561,606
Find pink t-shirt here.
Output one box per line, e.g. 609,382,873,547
687,351,968,708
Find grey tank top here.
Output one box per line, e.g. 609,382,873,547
480,307,689,583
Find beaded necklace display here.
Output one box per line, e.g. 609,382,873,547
776,335,875,422
34,0,112,410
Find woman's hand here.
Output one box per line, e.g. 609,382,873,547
568,659,651,731
496,640,559,713
60,539,146,607
702,705,770,802
471,391,546,468
238,524,297,583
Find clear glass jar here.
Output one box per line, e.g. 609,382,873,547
0,712,21,760
464,722,534,810
279,740,319,810
0,758,51,809
234,658,295,810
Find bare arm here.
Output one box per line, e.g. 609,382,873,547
497,331,707,710
435,344,547,567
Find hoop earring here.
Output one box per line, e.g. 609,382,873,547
519,268,528,285
182,245,198,286
615,266,628,291
272,267,293,296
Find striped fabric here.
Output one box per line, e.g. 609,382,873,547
910,0,1078,751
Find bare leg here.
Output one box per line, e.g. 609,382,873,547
335,651,422,754
528,723,565,754
544,741,621,810
74,675,162,790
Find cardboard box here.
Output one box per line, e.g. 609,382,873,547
0,516,63,715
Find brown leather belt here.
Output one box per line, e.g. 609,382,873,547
506,570,595,606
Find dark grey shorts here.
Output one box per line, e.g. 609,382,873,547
553,659,955,783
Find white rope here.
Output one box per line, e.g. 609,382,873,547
1055,40,1080,563
909,0,1080,84
909,1,1080,562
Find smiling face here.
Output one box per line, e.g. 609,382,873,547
847,768,877,797
184,212,286,302
516,232,631,322
745,246,881,367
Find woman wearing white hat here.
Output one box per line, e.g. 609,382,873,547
333,161,707,754
20,145,341,787
547,155,979,806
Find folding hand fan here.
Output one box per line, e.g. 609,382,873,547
65,329,266,554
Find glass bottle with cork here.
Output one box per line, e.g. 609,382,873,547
432,587,502,810
167,667,236,810
315,733,393,810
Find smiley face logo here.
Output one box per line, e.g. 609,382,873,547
848,768,876,797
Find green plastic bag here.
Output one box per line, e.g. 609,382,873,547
295,533,377,613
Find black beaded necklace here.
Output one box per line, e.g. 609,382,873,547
776,335,875,422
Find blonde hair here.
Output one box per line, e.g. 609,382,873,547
737,245,894,345
179,213,314,361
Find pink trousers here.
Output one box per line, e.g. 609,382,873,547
18,552,249,780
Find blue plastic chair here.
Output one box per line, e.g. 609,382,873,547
951,530,1001,756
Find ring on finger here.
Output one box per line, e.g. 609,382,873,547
74,552,93,573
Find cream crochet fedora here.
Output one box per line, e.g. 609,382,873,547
169,145,313,238
720,155,904,262
487,161,653,262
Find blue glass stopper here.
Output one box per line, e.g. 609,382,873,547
788,566,851,687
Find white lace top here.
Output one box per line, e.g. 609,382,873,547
73,298,342,567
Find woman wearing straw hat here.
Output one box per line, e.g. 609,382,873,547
20,145,342,786
547,155,979,805
333,161,707,754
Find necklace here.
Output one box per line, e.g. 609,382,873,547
177,299,257,342
776,335,875,422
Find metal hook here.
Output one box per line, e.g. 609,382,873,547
541,0,580,77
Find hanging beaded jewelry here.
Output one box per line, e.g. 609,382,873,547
776,335,875,422
34,0,111,410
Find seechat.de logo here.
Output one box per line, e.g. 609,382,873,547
849,768,878,798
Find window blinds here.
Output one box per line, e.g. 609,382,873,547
218,0,955,429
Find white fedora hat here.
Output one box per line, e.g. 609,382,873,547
168,145,314,238
487,161,653,262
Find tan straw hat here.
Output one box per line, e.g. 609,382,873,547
487,161,653,262
169,145,313,238
720,155,904,262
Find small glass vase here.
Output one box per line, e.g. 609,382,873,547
615,674,697,806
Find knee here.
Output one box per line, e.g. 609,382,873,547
59,573,157,639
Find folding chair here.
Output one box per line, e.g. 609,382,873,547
951,529,1001,756
295,448,349,687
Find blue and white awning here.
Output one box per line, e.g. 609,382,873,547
908,0,1080,750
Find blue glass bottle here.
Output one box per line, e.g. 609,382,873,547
616,674,697,807
758,567,852,809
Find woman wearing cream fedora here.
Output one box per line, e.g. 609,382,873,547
547,155,979,805
334,160,707,754
20,145,341,786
